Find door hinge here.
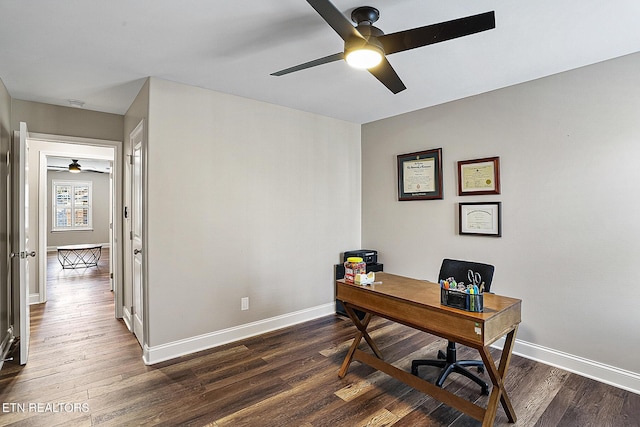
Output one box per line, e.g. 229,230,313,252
110,273,113,279
130,306,135,315
128,154,133,165
130,231,133,240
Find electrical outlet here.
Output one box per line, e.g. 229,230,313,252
241,297,249,311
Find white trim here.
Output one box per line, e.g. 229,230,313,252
142,303,336,365
28,132,121,147
492,337,640,395
139,304,640,394
122,306,133,333
29,293,40,305
129,119,146,350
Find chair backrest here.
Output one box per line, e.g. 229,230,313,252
438,259,495,292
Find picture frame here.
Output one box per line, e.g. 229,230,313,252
459,202,502,237
457,156,500,196
397,148,443,201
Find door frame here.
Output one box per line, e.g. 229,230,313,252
129,119,145,348
30,133,124,317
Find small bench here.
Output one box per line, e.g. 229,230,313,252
57,244,102,269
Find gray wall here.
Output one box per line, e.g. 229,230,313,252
141,78,361,348
361,53,640,381
0,78,11,365
11,99,123,141
47,170,110,247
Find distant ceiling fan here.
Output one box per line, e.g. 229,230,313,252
271,0,495,94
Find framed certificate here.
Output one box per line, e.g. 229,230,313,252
397,148,443,201
459,202,502,237
458,156,500,196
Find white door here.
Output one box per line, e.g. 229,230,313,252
109,164,114,291
12,122,34,365
131,121,144,346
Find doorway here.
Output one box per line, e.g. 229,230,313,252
40,154,113,302
28,133,124,319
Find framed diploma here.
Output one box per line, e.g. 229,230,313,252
459,202,502,237
457,156,500,196
397,148,443,201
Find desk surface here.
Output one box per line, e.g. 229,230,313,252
336,272,522,426
336,272,521,349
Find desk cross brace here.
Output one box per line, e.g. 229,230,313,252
338,305,382,378
339,303,518,427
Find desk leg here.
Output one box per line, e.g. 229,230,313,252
479,325,519,426
339,306,383,378
497,326,518,422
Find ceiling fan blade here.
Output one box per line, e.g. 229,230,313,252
306,0,364,42
271,52,344,76
368,57,407,94
379,11,495,56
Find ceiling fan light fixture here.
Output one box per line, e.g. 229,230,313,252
344,36,384,69
69,159,81,173
345,46,383,69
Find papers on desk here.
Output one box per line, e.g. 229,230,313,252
355,272,375,285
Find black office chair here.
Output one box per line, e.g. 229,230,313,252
411,258,495,394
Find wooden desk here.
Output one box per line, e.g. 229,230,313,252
336,272,521,427
57,244,102,269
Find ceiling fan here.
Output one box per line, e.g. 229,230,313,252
47,158,110,174
271,0,495,94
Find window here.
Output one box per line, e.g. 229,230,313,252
53,181,93,230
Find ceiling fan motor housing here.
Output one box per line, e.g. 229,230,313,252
346,6,385,58
351,6,380,25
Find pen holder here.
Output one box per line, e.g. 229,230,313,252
440,288,484,312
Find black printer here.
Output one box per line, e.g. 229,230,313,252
343,249,377,265
336,249,383,318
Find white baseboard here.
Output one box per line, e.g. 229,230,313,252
492,337,640,395
141,305,640,395
29,293,40,305
143,302,336,365
122,307,133,332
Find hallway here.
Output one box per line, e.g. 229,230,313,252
0,248,142,425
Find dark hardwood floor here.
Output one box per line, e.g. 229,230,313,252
1,251,639,426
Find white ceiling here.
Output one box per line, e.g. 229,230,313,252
1,0,639,124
